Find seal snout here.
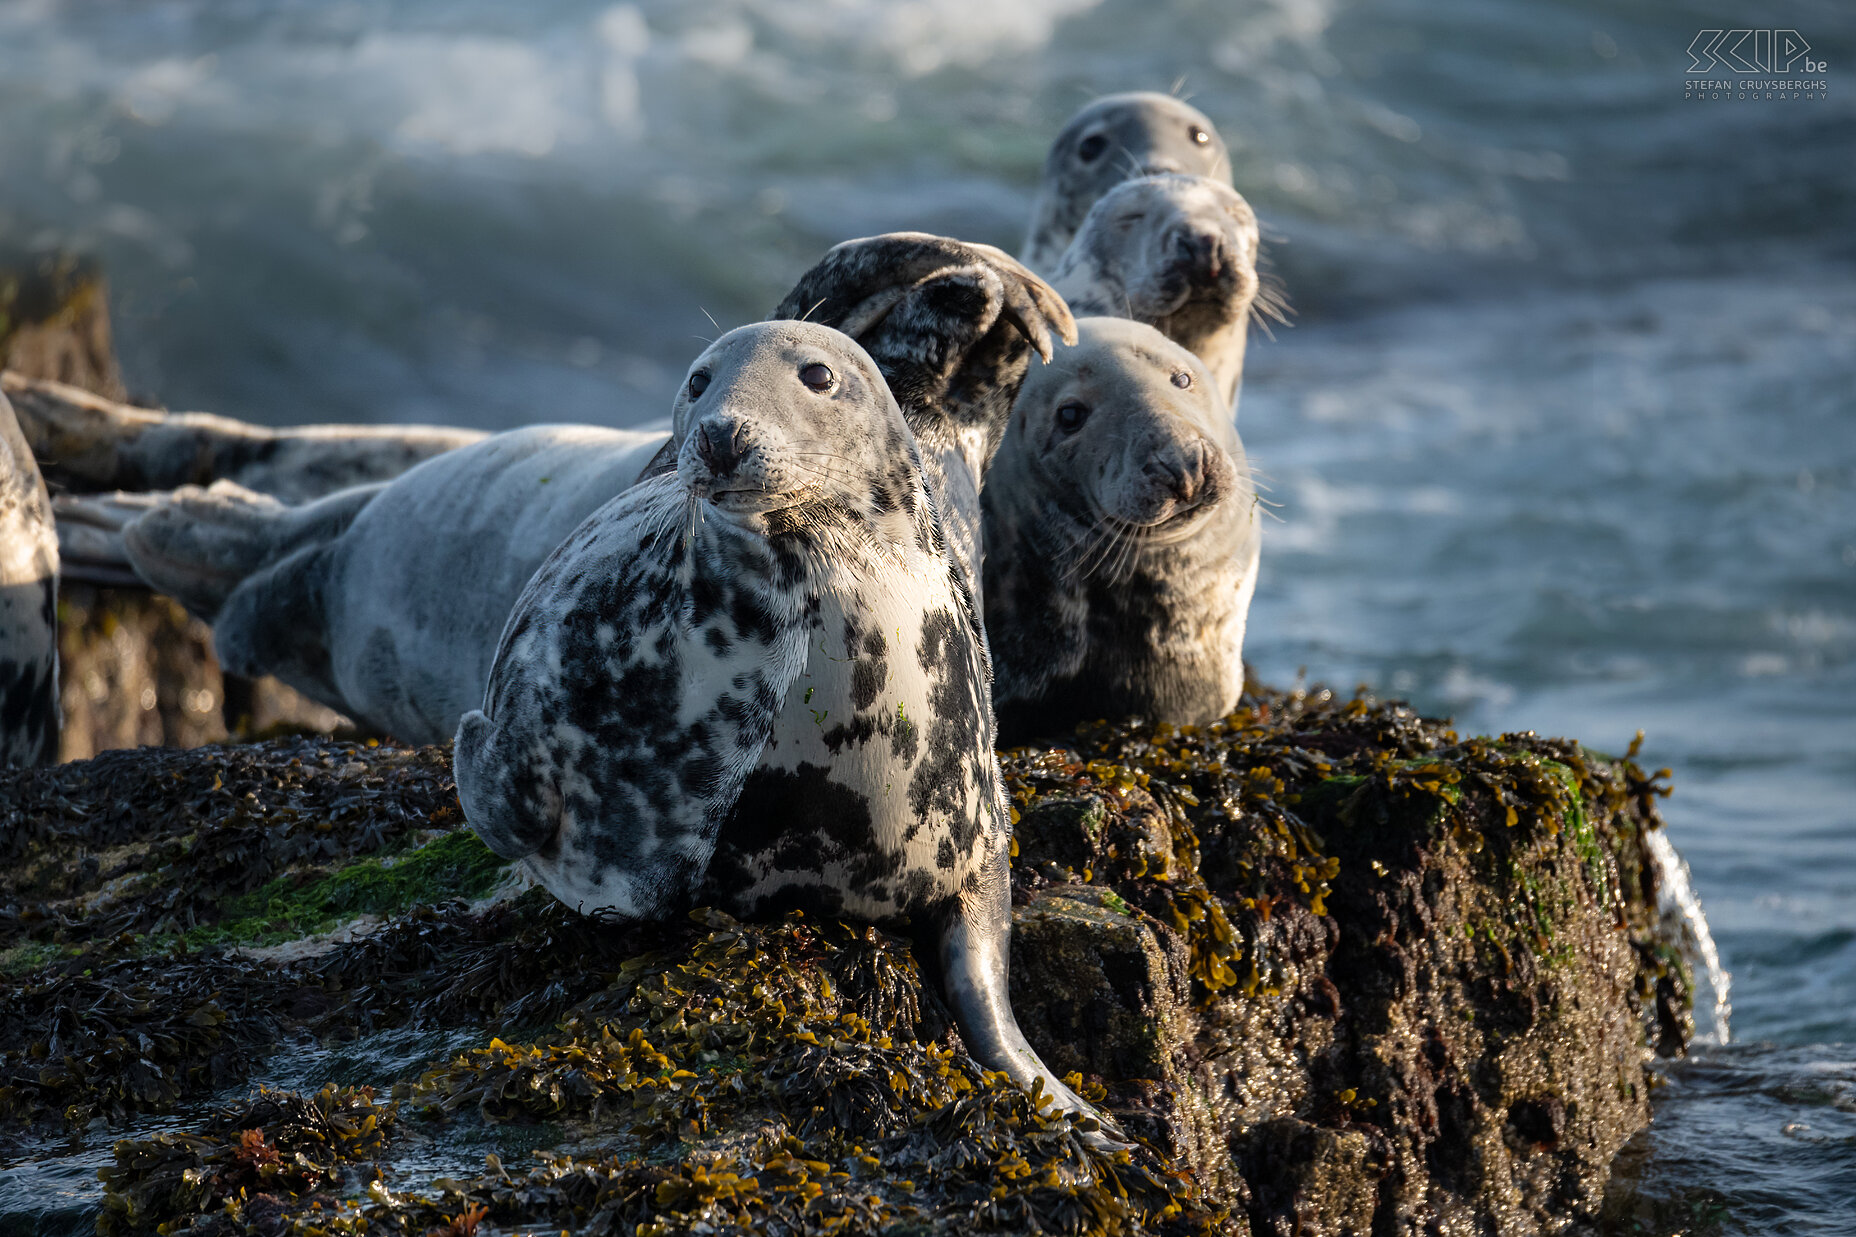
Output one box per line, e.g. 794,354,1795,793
1124,428,1231,527
695,418,752,480
1167,222,1230,284
682,409,788,511
1144,436,1209,504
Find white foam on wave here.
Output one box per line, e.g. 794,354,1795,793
1644,827,1732,1045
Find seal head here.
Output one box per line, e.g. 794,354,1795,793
983,318,1260,744
1022,92,1231,275
1051,173,1273,409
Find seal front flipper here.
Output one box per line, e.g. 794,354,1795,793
453,473,810,919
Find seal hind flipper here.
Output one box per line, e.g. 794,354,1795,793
773,234,1076,406
118,481,379,622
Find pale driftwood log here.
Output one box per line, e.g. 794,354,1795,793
2,371,485,505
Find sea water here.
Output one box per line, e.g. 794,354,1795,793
1,0,1852,1229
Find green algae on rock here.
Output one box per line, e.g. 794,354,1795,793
0,688,1691,1235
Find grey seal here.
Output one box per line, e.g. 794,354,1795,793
982,318,1260,745
97,235,1069,744
2,372,485,506
1022,92,1231,276
456,318,1115,1144
1049,173,1279,410
0,390,60,766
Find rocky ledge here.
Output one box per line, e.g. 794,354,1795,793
0,687,1689,1236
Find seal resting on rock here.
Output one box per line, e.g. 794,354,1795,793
455,319,1115,1144
0,390,60,766
0,372,485,507
1048,173,1280,410
1022,92,1231,277
92,236,1069,743
983,318,1260,745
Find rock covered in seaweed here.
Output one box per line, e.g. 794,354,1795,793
0,688,1690,1236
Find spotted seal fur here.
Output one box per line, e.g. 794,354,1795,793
983,317,1260,744
0,390,60,766
1022,92,1231,277
456,318,1114,1144
96,235,1069,743
1049,173,1277,410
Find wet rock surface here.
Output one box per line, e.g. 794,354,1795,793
0,688,1690,1236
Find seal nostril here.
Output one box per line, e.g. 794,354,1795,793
697,421,748,477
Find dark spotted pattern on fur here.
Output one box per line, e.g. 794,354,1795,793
1021,93,1231,277
455,468,812,918
455,321,1010,929
1,392,60,767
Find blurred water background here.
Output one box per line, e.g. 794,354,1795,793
2,0,1853,1229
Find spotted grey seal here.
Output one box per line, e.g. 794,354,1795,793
456,317,1115,1144
100,235,1069,744
0,390,60,766
1022,92,1231,277
983,318,1260,745
1049,173,1279,410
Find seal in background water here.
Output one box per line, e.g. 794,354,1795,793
1022,92,1231,277
0,390,60,766
983,318,1260,744
456,320,1115,1144
1049,173,1280,410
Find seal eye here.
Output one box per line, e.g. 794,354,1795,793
687,371,710,399
1189,124,1210,146
1077,133,1108,163
799,362,835,391
1055,402,1090,434
1171,371,1192,389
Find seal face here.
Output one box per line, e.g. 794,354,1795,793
1051,173,1276,410
1022,92,1231,276
0,391,60,767
983,318,1261,745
